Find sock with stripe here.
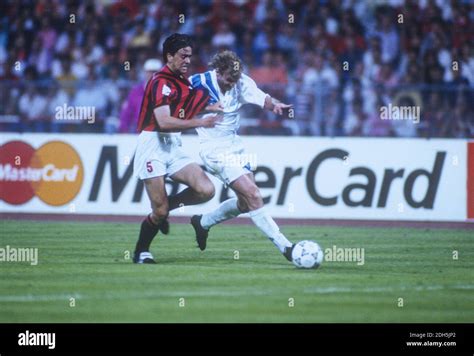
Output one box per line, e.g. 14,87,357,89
135,214,160,253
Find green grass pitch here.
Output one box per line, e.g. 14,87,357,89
0,219,473,323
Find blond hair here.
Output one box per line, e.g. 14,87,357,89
208,50,243,81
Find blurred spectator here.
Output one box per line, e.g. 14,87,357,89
449,98,471,138
286,71,314,135
340,36,363,83
254,0,285,25
303,53,338,90
119,58,162,133
211,22,236,51
422,92,448,138
129,22,151,49
0,0,471,138
363,37,383,82
372,12,399,64
321,91,341,136
343,98,368,136
252,21,274,62
364,98,393,137
55,59,77,97
18,85,48,131
250,50,288,86
73,70,108,131
84,34,105,65
276,23,297,56
38,18,57,52
390,97,418,137
374,63,399,89
47,83,70,133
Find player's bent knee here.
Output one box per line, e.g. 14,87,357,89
197,183,215,201
151,204,169,221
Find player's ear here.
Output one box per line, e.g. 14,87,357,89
166,53,173,63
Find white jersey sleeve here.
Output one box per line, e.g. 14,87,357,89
239,73,267,108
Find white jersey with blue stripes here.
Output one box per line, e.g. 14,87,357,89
189,70,267,141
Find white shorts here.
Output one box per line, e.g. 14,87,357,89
199,135,253,186
134,131,194,180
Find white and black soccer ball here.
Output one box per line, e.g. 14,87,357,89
291,240,323,269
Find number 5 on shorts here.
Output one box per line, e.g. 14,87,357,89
146,161,153,172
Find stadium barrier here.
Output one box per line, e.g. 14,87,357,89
0,133,472,222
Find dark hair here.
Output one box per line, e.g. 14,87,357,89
208,50,243,82
162,33,193,63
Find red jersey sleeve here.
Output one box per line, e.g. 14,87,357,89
151,78,176,108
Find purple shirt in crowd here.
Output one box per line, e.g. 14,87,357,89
119,83,145,133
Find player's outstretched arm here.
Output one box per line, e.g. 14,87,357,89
154,105,221,131
264,95,292,115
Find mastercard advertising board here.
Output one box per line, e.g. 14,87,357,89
0,140,84,206
0,133,472,222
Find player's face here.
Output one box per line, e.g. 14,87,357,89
216,70,240,93
167,47,192,75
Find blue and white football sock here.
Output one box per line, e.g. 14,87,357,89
201,198,241,230
248,207,292,253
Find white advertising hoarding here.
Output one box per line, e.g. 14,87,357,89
0,133,468,221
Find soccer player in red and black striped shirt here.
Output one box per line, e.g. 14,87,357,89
136,59,211,132
132,34,222,264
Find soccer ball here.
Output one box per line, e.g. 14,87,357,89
291,240,323,269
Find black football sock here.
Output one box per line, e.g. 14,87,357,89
135,215,160,253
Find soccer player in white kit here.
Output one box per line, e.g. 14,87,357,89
189,50,295,262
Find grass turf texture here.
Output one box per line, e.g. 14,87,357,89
0,219,473,323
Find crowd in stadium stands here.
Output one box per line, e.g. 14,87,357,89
0,0,473,137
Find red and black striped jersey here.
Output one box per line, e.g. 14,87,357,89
136,65,210,132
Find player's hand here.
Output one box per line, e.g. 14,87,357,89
273,103,293,115
201,113,223,128
205,102,224,112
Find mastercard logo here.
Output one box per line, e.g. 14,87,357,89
0,140,84,206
